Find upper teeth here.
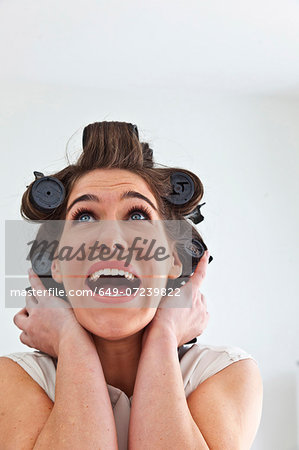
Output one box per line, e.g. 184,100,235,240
89,268,135,281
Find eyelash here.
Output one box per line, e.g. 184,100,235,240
70,204,152,221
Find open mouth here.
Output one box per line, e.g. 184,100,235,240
86,269,141,297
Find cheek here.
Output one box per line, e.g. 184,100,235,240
59,259,86,292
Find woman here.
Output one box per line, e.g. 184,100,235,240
1,121,263,449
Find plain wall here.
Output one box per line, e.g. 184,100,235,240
0,81,298,449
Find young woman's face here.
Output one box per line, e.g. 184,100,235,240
51,168,182,340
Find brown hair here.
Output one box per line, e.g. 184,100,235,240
21,121,205,285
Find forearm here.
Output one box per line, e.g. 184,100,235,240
128,326,208,450
33,330,118,450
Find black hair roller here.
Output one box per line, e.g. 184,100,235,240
184,203,213,265
184,238,213,271
185,202,206,224
131,123,139,139
165,171,195,205
26,244,68,301
29,171,66,213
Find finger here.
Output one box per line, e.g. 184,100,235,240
199,309,210,334
13,308,29,330
28,269,50,302
201,293,207,310
19,331,32,347
204,310,210,325
201,295,209,320
190,250,209,291
25,292,39,312
17,306,29,316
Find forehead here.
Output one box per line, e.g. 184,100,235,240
68,168,157,206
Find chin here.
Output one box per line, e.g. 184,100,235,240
75,311,153,340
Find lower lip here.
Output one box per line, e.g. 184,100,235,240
84,282,139,304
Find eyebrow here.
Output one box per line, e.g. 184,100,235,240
66,190,158,214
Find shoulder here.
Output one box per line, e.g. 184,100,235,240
180,343,263,449
179,341,258,394
1,351,57,402
0,354,54,448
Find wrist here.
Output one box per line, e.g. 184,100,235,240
143,322,179,349
58,323,95,355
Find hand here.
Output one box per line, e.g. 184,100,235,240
13,269,92,358
142,250,210,348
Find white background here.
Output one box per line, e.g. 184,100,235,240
0,1,299,449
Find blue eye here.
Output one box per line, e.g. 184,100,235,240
130,211,147,220
78,213,94,222
71,208,96,222
128,206,151,221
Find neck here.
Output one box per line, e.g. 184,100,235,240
92,330,144,398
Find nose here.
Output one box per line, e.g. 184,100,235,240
98,220,128,253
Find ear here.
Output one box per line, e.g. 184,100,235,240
51,259,63,283
168,247,183,279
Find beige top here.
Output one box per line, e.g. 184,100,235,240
3,342,257,450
